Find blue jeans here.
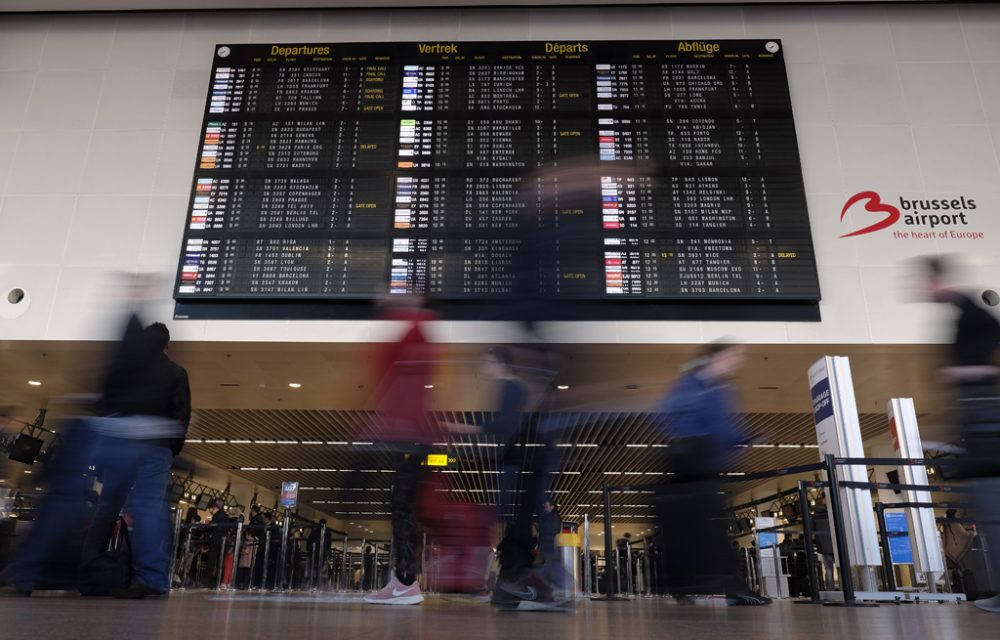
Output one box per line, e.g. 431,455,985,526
4,424,174,592
83,436,173,592
2,419,95,590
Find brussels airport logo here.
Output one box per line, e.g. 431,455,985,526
839,190,985,241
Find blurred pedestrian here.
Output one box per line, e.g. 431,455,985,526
363,295,439,605
2,315,190,598
480,346,531,520
653,341,770,605
919,256,1000,612
82,318,191,598
488,346,564,611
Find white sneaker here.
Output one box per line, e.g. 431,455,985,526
363,576,424,605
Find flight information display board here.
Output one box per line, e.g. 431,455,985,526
174,40,820,309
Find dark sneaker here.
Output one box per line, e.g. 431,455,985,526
726,592,772,606
491,572,569,612
112,581,169,599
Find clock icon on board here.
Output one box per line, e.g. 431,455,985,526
217,46,231,58
765,41,780,53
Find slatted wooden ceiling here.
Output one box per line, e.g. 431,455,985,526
184,409,892,523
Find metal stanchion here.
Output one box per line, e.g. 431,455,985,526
875,503,897,592
582,514,591,596
169,509,184,590
308,540,315,589
246,528,258,591
420,532,427,592
178,526,194,589
796,481,822,604
317,524,327,590
230,521,244,591
216,535,228,590
341,535,350,591
824,454,875,607
624,539,634,596
360,537,368,591
642,544,652,597
603,486,614,597
372,543,381,590
261,528,272,591
591,486,627,601
614,546,622,594
770,540,783,598
277,510,291,591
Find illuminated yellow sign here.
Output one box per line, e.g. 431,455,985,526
424,454,449,467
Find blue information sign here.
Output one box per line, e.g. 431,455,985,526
885,511,913,565
280,481,299,509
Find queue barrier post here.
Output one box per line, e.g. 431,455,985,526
823,453,877,607
341,534,349,591
603,485,615,598
215,533,227,590
178,525,194,589
230,520,244,591
582,514,591,596
169,509,183,590
277,509,291,591
317,524,327,590
874,503,897,593
795,480,822,604
260,527,272,591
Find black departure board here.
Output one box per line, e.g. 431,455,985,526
174,40,820,308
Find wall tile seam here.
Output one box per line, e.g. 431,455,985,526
958,5,1000,64
0,23,48,71
0,71,36,132
0,30,46,194
957,14,1000,186
881,28,935,196
0,131,21,196
815,5,891,63
112,15,186,71
885,5,969,64
895,61,988,126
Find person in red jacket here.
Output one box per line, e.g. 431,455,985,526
364,295,440,605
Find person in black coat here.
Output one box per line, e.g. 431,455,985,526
204,500,230,587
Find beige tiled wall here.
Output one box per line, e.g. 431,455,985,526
0,4,998,343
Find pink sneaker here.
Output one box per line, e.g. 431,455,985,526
363,576,424,605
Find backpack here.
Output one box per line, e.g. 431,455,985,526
78,517,132,596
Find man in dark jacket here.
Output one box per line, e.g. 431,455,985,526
653,342,770,606
2,316,190,598
204,500,230,587
920,256,1000,612
82,317,191,598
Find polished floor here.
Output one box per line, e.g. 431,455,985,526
0,591,992,640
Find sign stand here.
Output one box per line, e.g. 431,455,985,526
809,356,881,607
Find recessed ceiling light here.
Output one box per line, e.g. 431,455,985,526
423,384,434,389
28,380,41,386
288,383,302,388
556,384,569,390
